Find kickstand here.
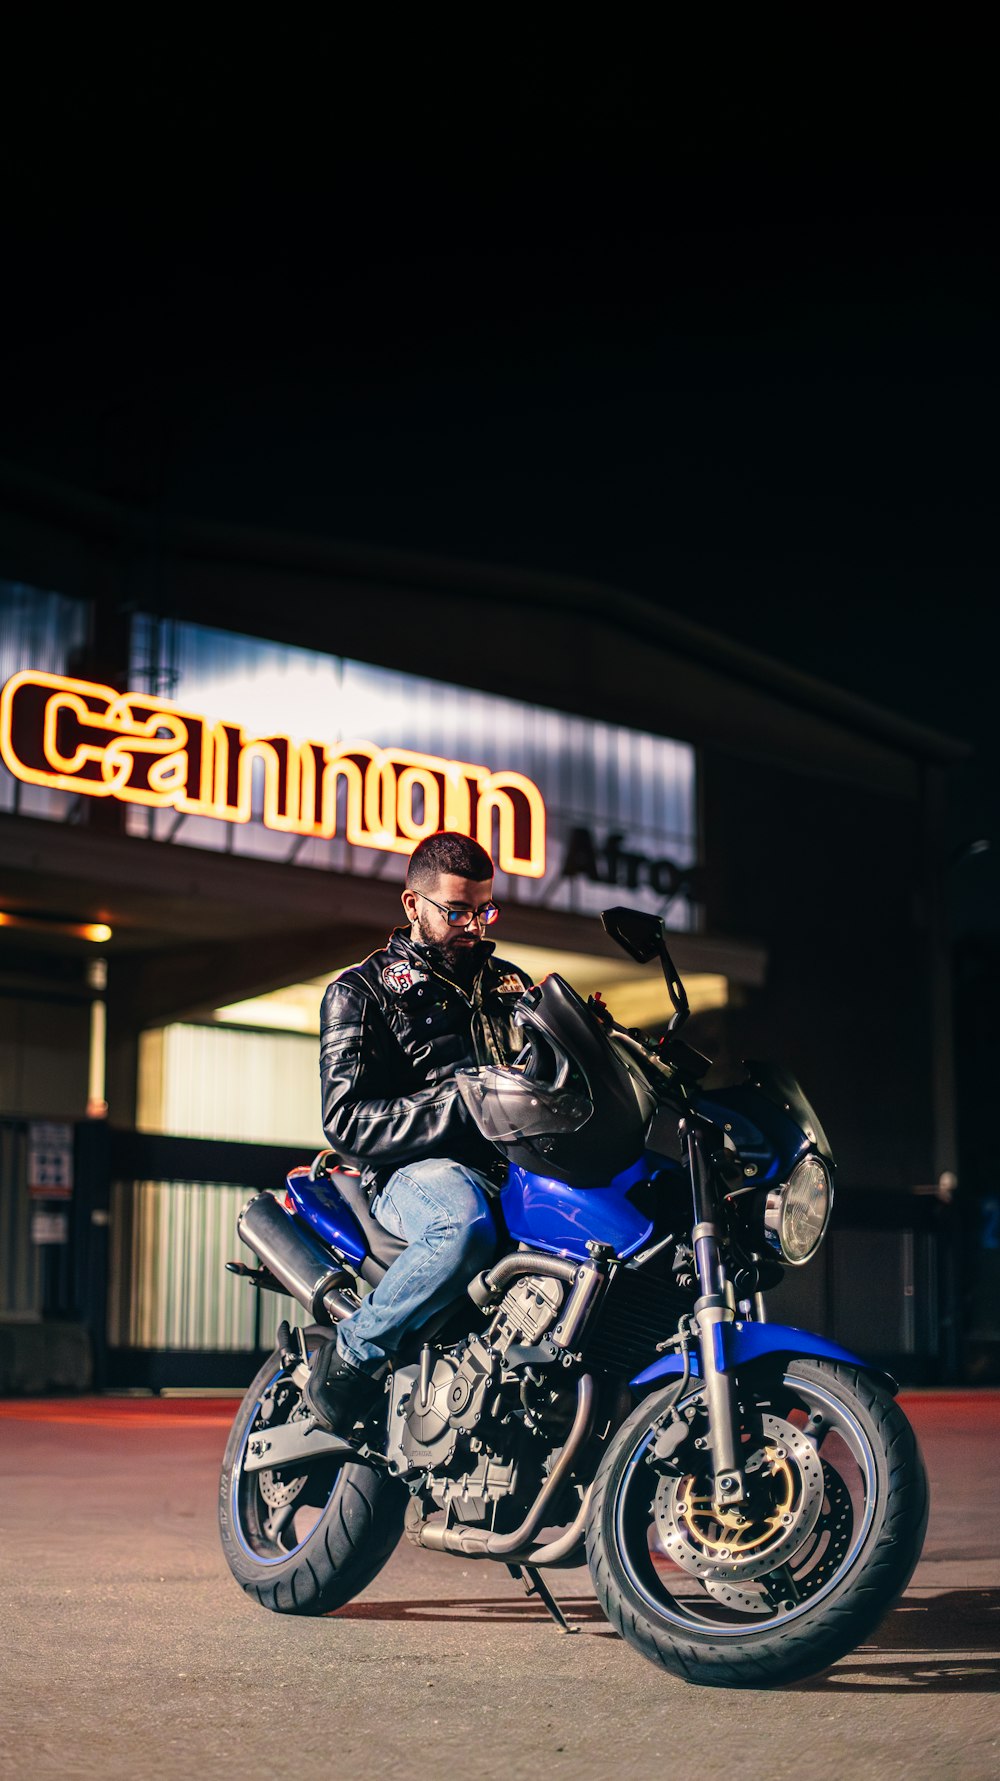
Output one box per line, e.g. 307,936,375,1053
508,1563,579,1635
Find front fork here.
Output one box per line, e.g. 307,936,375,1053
681,1117,746,1508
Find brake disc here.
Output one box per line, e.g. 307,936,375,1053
787,1458,855,1598
653,1411,825,1583
257,1401,311,1509
701,1457,855,1610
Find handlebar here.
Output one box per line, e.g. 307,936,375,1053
603,1010,712,1088
609,1025,677,1079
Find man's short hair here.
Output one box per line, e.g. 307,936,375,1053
406,832,494,888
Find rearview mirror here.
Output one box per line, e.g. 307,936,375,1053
601,905,691,1032
601,907,665,964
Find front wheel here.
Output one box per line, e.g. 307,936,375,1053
219,1346,407,1615
586,1359,929,1687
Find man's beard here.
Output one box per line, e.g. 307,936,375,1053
412,913,484,980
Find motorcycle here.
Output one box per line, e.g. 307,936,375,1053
218,906,928,1687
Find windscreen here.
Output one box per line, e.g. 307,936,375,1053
746,1061,833,1160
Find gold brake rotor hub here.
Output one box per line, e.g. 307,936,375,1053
676,1447,795,1555
653,1411,824,1582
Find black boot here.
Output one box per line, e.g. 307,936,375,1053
303,1343,380,1435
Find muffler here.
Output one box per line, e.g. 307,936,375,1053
237,1192,357,1324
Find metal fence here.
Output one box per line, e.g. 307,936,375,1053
107,1178,296,1351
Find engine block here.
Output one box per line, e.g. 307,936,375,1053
491,1273,564,1351
385,1272,569,1523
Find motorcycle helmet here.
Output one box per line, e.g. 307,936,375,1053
456,973,647,1187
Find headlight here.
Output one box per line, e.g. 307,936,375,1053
764,1154,833,1265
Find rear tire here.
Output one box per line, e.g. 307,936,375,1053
586,1359,929,1687
219,1346,407,1616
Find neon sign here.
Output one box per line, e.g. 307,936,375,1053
0,670,546,877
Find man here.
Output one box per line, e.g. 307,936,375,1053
305,830,531,1433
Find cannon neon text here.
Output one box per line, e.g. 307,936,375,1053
0,670,546,877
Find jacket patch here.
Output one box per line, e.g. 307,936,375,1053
382,962,428,995
496,973,527,994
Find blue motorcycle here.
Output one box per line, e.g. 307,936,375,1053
219,906,928,1687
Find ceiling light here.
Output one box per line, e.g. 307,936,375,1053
0,911,113,943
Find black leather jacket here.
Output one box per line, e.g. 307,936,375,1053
320,927,532,1194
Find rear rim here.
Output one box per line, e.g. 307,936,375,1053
231,1359,343,1566
613,1371,878,1636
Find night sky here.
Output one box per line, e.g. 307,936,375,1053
1,30,996,929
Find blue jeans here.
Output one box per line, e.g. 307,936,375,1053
335,1158,498,1374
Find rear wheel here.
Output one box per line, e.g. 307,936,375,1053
219,1346,407,1615
586,1359,929,1687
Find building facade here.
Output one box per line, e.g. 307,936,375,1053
0,469,966,1389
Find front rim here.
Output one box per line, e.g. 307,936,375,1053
231,1358,344,1566
613,1371,878,1636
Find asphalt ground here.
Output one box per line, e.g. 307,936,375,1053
1,1390,998,1781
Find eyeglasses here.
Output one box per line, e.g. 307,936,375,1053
417,892,500,927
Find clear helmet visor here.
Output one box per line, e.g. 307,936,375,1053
455,1066,592,1144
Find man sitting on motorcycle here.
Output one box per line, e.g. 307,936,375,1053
305,830,532,1433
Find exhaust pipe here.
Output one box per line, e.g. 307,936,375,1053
237,1192,357,1324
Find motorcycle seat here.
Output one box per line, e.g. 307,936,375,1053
326,1164,408,1274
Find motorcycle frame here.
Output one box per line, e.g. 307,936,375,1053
244,1017,873,1525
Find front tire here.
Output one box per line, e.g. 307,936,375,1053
219,1346,407,1615
586,1359,929,1687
